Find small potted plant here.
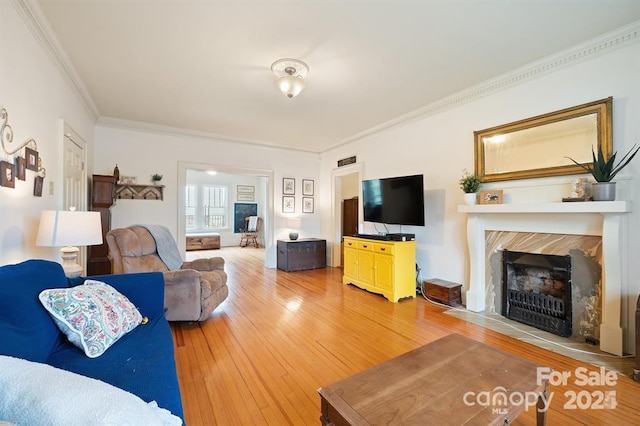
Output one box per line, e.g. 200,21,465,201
151,173,163,185
566,144,639,201
459,169,482,205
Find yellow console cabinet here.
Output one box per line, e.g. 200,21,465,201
342,236,416,302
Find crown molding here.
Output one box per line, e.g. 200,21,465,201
325,20,640,153
96,116,319,154
12,0,639,154
12,0,100,120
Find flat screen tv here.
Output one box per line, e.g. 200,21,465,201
362,174,425,226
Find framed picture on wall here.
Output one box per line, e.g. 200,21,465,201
282,196,295,213
237,193,255,202
302,179,314,196
15,157,26,181
25,147,38,171
33,176,44,196
302,197,314,213
237,185,255,194
1,161,15,188
283,178,295,195
233,203,258,233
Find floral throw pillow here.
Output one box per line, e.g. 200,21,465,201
39,280,143,358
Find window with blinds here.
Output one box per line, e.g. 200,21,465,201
203,185,227,229
185,185,197,230
185,184,228,231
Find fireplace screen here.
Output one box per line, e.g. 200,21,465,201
502,250,572,337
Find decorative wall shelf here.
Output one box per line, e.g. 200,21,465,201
115,184,164,200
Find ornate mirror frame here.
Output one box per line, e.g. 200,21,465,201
474,97,612,182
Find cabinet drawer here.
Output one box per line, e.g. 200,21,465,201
358,241,374,251
344,239,357,249
374,243,394,255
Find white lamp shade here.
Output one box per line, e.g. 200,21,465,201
277,75,306,98
36,210,103,247
285,217,301,229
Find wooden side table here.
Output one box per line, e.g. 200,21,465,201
318,334,549,425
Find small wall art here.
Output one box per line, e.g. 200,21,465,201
237,193,255,202
15,156,26,181
33,176,44,196
25,147,38,171
302,197,314,213
302,179,314,196
283,178,295,195
282,196,295,213
237,185,254,194
1,160,15,188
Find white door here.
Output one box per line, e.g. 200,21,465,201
63,123,87,269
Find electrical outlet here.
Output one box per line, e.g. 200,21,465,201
49,181,54,195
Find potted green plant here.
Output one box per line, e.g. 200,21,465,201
566,144,639,201
459,169,482,205
151,173,163,185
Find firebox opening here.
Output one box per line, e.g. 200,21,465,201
502,250,572,337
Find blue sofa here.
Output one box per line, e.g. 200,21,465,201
0,259,184,421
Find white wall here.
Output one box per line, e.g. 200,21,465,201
0,1,95,265
320,40,640,353
93,126,321,266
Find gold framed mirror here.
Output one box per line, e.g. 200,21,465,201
474,97,612,182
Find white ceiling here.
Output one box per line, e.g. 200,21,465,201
34,0,640,153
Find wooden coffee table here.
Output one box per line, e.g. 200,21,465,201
318,334,548,425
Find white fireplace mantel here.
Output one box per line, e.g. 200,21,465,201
458,201,631,214
458,201,631,355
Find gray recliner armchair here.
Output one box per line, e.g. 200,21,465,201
106,225,228,321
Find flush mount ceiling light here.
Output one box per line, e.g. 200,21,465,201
271,58,309,99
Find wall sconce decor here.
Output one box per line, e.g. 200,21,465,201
0,107,47,195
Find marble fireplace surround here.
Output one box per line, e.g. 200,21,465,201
458,201,631,355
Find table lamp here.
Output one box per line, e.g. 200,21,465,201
36,209,103,278
286,217,301,240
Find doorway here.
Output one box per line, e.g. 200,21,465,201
61,121,87,270
177,162,275,268
330,163,363,267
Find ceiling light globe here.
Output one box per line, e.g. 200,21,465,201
277,75,306,98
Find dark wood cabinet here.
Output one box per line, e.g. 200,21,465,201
277,239,326,272
88,174,116,275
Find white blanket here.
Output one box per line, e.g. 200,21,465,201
0,355,182,426
247,216,258,232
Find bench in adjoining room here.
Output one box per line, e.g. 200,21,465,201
186,234,221,251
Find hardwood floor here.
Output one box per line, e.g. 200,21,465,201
175,247,640,425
